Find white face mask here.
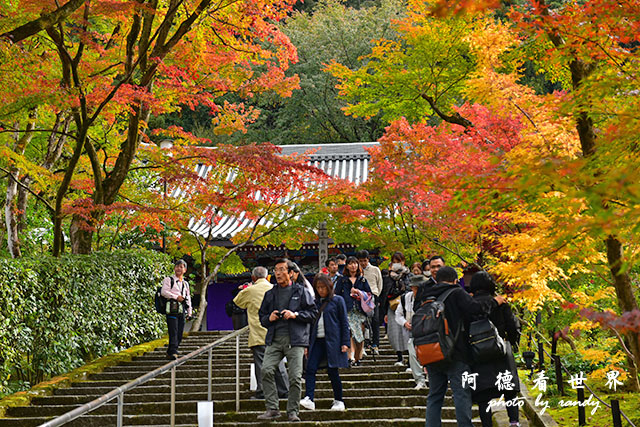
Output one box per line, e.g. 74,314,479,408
423,270,431,276
391,263,402,271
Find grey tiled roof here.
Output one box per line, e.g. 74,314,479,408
279,142,378,160
189,142,378,240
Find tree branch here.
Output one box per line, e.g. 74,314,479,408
0,166,55,213
1,0,87,44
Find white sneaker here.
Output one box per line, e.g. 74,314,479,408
405,367,412,373
414,381,427,390
299,396,315,410
394,361,404,367
330,400,346,411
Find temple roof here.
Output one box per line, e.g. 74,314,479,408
188,142,378,241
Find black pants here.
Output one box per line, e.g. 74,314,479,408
232,312,248,330
166,313,185,356
371,297,380,347
477,390,520,427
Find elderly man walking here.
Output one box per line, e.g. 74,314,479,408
258,259,318,422
234,266,288,400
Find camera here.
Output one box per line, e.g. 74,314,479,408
277,312,285,318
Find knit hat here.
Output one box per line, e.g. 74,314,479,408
409,274,428,288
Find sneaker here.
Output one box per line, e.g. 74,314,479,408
330,400,346,411
372,347,380,356
414,381,427,390
299,396,315,410
257,409,281,420
288,412,301,422
166,353,178,360
509,423,521,427
394,361,404,367
405,367,412,373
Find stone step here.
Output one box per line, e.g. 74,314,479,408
9,395,436,417
216,406,478,422
35,387,438,406
0,407,481,426
102,363,405,375
2,329,474,426
54,378,420,396
213,419,471,426
87,368,413,382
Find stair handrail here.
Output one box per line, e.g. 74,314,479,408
40,326,249,427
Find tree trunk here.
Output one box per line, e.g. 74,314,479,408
606,235,640,391
53,126,87,257
5,112,36,257
191,246,209,333
5,177,21,258
16,112,71,236
69,215,94,254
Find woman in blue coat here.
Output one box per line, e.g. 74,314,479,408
334,256,372,365
300,274,351,412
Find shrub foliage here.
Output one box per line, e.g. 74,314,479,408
0,250,171,394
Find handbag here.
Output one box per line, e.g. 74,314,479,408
388,295,402,311
359,290,375,316
468,317,507,363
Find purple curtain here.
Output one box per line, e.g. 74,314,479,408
206,281,239,330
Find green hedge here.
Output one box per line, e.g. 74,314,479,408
0,249,171,395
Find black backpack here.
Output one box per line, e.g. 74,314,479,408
154,277,179,315
468,318,507,363
411,288,459,368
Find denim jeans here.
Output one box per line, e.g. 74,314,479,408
425,360,473,427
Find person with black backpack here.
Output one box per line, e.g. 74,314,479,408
468,271,522,427
160,259,192,360
415,266,505,427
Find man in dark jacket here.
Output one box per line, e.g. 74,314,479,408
413,255,445,311
257,258,318,422
423,266,505,427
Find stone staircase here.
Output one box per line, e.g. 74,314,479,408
0,331,483,426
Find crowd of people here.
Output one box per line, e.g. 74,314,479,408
162,251,522,426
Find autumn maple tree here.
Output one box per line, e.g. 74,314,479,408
328,0,640,387
127,139,329,331
0,0,300,256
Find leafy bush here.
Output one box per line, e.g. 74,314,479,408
0,250,171,395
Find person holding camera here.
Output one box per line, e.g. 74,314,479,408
258,259,318,422
161,259,192,360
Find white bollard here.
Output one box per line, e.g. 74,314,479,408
250,363,257,391
197,401,214,427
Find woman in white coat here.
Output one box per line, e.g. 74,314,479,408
395,274,428,389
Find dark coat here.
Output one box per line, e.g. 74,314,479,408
471,291,521,400
308,295,351,369
414,283,497,364
259,282,318,347
380,270,410,315
334,275,371,313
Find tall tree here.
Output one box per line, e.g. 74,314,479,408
1,0,301,255
120,140,329,331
